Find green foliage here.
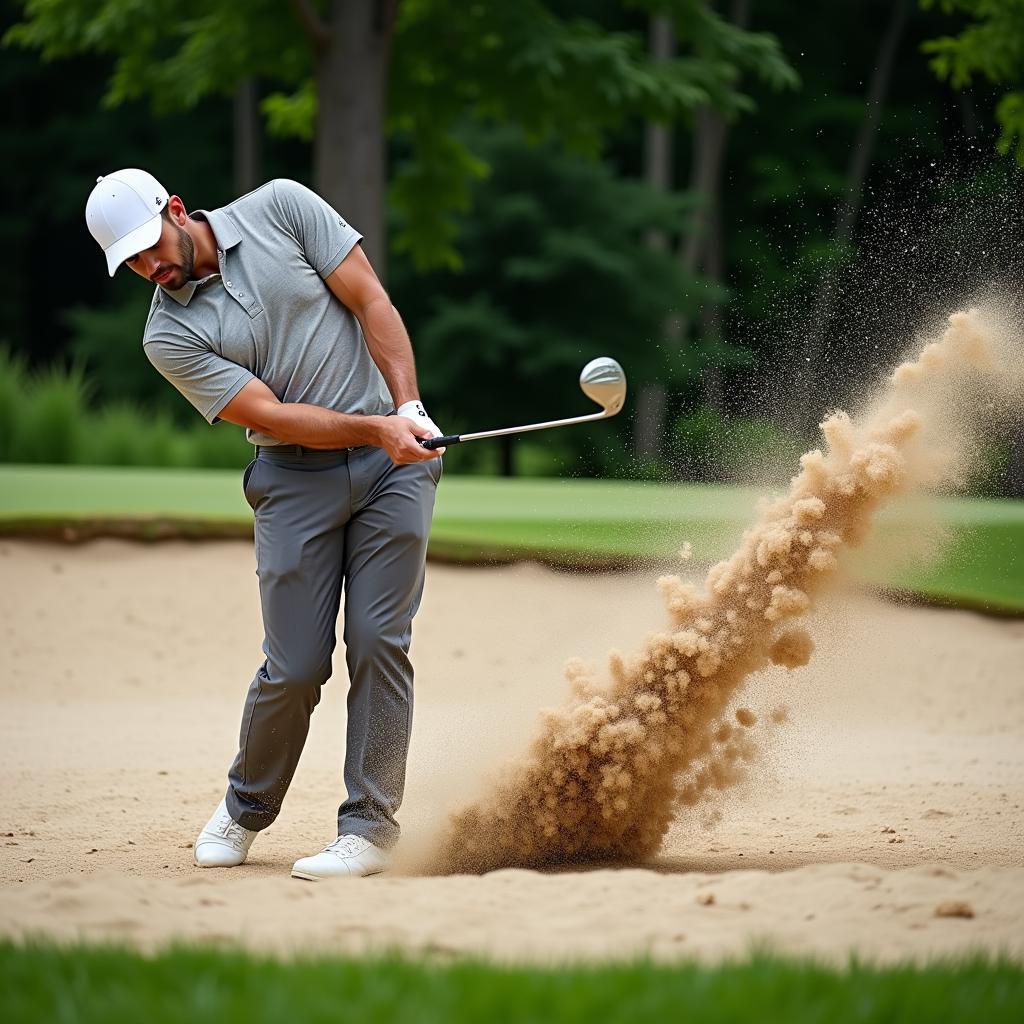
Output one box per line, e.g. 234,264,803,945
185,417,253,469
995,90,1024,163
76,402,185,467
4,0,307,112
63,286,167,410
657,324,752,394
389,133,491,273
8,0,1017,495
390,126,707,473
2,942,1024,1024
672,405,807,482
6,0,796,269
634,0,800,97
7,357,92,464
0,343,28,461
921,0,1024,164
261,78,316,142
0,346,250,468
389,0,797,266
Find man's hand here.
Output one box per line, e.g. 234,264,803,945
396,400,446,454
375,415,441,465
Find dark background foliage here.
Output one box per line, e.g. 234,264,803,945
2,0,1020,487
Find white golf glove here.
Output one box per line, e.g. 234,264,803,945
397,400,446,453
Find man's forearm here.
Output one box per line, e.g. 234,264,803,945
258,399,433,464
260,402,384,449
359,296,420,407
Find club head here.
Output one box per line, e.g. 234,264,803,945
579,357,626,417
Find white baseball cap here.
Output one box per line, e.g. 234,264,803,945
86,168,169,277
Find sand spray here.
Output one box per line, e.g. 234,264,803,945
417,307,1022,874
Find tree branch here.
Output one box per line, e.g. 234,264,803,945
290,0,330,53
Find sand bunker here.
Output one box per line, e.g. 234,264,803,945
426,308,1023,874
2,541,1022,963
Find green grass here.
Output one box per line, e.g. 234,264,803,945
870,519,1023,612
1,942,1022,1024
0,464,1021,613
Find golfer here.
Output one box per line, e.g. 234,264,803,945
85,168,443,880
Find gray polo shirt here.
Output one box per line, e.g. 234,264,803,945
142,178,393,447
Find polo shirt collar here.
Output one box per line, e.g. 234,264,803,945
161,208,242,307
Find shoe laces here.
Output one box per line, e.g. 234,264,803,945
212,813,249,848
323,834,370,857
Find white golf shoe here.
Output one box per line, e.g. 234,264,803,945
291,834,389,881
193,798,258,868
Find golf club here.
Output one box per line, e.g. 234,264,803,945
419,356,627,450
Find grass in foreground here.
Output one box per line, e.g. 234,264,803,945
1,942,1022,1024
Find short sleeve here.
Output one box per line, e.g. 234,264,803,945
144,333,254,425
272,178,363,278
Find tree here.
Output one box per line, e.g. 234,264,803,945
922,0,1024,165
635,13,676,460
233,77,263,196
922,0,1024,498
7,0,793,273
635,0,797,458
389,126,701,476
284,0,398,268
0,0,237,368
801,0,911,393
675,0,764,415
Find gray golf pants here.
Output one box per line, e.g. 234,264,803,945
224,442,441,848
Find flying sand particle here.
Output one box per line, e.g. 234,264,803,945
422,308,1023,874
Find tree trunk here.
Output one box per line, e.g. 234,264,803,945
295,0,399,277
233,77,262,196
801,0,910,389
634,14,675,461
643,16,674,255
689,104,730,412
678,0,750,415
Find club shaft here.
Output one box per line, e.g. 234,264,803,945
460,410,607,442
421,411,609,450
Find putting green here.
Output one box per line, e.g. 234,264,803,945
0,464,1020,613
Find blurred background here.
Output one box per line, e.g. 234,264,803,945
1,0,1022,491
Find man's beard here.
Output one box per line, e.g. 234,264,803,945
172,222,195,281
156,222,195,289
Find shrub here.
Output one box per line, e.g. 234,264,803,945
8,359,93,464
0,347,251,469
186,421,254,468
77,403,191,467
0,346,29,462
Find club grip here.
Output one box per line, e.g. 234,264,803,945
420,434,461,450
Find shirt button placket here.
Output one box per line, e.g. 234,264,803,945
217,248,236,298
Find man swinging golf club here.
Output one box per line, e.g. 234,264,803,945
85,168,445,880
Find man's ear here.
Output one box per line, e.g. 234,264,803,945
166,195,188,225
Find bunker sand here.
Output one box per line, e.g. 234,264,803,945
1,539,1022,963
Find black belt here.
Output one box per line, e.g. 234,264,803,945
254,443,366,455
